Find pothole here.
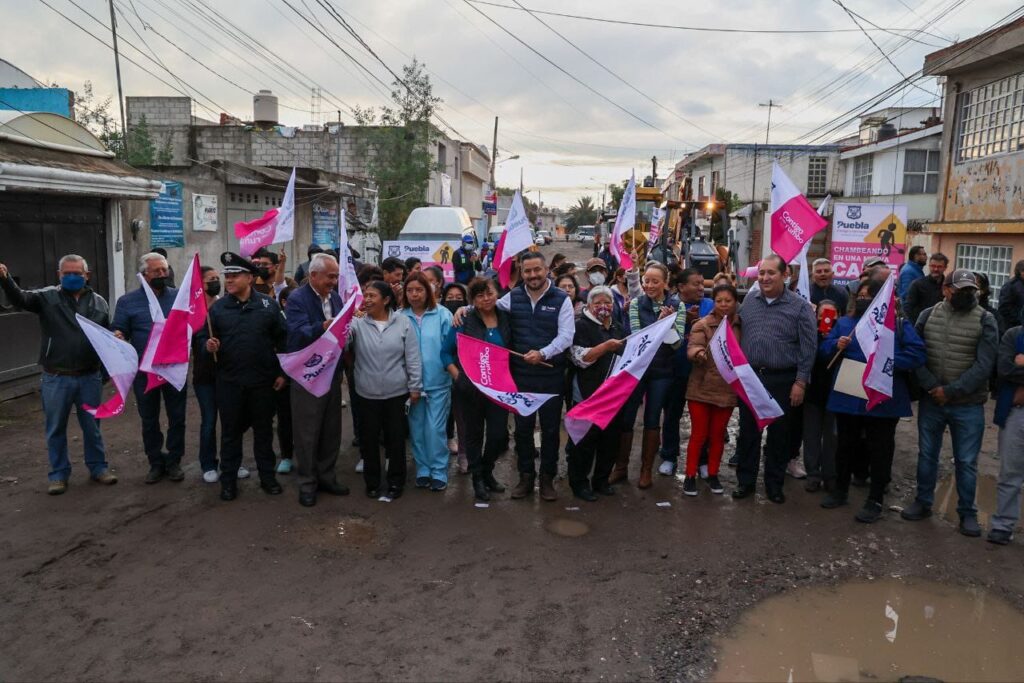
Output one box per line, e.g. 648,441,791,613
546,518,590,537
713,578,1024,682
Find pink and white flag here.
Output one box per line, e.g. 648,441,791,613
137,274,188,392
852,272,896,410
742,263,760,279
564,313,677,443
75,313,138,418
647,205,664,254
277,295,358,398
709,316,784,430
789,195,834,302
456,334,556,416
769,162,827,264
152,254,207,365
338,209,363,307
234,167,296,258
492,190,533,289
611,171,636,270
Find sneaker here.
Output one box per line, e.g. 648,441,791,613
705,475,724,494
855,499,883,523
786,459,807,479
415,476,431,489
237,466,251,480
48,480,67,495
987,528,1013,545
658,460,676,476
727,454,738,468
682,477,698,496
447,438,458,454
900,500,932,521
276,458,293,474
698,464,709,481
959,515,982,537
165,463,185,482
430,478,448,492
91,471,118,485
820,493,849,509
144,466,164,484
202,470,220,484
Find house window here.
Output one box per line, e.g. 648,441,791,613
807,157,828,196
902,150,939,194
852,156,873,195
437,143,447,169
956,243,1014,305
956,72,1024,162
698,176,705,199
711,171,720,195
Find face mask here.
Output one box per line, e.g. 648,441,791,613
443,300,465,314
61,274,85,292
205,281,221,297
950,288,977,312
588,272,606,286
592,304,612,321
854,299,871,316
149,276,168,290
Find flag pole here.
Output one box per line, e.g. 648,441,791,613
507,349,553,369
207,318,218,362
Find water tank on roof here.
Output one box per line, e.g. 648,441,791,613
877,123,897,141
253,89,278,127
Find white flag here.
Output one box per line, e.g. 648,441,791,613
75,314,139,418
611,171,637,270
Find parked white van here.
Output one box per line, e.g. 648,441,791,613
398,207,476,246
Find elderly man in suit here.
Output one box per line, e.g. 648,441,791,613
285,252,351,507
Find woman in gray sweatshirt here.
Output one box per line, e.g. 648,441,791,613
348,281,422,499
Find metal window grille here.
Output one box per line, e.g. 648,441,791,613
955,243,1014,305
852,156,872,195
956,72,1024,163
807,157,828,196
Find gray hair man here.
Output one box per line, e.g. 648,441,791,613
0,254,116,495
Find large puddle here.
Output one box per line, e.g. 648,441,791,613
713,578,1024,682
546,518,590,537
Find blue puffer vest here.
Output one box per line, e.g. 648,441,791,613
509,283,568,380
635,293,679,380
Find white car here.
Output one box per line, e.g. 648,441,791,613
534,234,547,246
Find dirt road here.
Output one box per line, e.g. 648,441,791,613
2,241,1023,681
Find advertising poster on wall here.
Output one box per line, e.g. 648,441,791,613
192,194,218,232
312,201,340,250
830,203,908,285
150,181,184,248
382,240,457,281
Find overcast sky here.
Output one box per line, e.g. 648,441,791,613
4,0,1019,207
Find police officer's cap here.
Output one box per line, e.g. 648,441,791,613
220,251,258,275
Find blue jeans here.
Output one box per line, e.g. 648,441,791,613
620,374,675,432
193,382,218,472
40,371,107,481
660,376,688,462
915,398,984,516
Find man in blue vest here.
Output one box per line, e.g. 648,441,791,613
497,251,575,501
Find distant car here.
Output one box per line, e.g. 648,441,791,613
576,226,595,243
537,230,553,245
534,233,547,246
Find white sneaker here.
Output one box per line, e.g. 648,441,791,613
202,470,219,484
447,438,458,454
658,460,676,476
355,459,364,473
786,459,807,479
237,466,251,479
698,464,709,480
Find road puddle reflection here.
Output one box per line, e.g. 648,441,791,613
713,578,1024,682
935,474,999,527
546,518,590,537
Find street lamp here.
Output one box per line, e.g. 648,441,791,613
496,154,520,166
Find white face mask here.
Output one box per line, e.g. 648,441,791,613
588,272,606,286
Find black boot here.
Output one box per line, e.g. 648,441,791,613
482,469,506,493
572,485,599,502
472,474,490,502
220,479,238,501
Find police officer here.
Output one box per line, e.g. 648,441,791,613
200,252,288,501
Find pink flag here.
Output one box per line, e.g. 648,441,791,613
742,263,760,279
492,190,533,289
853,272,896,410
610,171,636,271
277,295,357,398
136,273,189,392
564,313,678,443
76,314,138,418
152,254,206,365
708,316,784,430
769,162,827,264
456,334,556,415
338,209,363,307
234,168,296,258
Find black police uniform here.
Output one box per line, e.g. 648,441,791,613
198,254,287,492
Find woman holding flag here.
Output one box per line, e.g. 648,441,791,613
610,261,685,489
818,277,926,522
401,272,454,492
442,277,512,501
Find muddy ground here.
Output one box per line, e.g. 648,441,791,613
3,240,1023,681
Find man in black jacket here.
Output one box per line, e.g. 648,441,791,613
0,255,117,495
904,252,948,323
998,259,1024,330
200,252,288,502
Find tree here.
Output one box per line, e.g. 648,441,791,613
126,114,156,166
609,180,628,210
74,81,125,158
353,59,443,239
496,186,538,227
565,195,598,230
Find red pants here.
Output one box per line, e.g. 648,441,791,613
685,401,734,477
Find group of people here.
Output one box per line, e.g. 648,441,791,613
3,244,1024,544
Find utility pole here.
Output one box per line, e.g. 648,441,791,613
487,116,498,233
519,167,523,195
108,0,128,157
651,155,658,186
759,99,780,144
755,99,781,258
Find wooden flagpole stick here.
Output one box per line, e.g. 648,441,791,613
826,348,843,370
508,349,554,369
206,317,218,362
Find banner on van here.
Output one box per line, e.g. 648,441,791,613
382,240,457,281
